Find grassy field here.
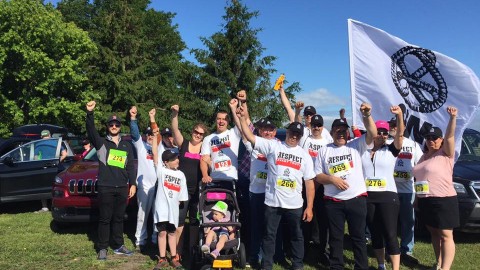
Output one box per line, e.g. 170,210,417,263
0,202,479,270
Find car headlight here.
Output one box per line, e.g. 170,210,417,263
453,182,467,194
55,176,63,184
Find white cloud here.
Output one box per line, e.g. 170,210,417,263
296,88,346,108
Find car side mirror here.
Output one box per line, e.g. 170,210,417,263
2,156,14,166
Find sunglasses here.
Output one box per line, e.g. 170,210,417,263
193,130,205,136
312,125,323,128
304,113,314,117
377,131,388,136
425,135,440,141
108,123,121,128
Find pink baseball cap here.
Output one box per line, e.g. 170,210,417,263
375,120,389,131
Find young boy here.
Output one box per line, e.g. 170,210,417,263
201,201,235,259
152,149,188,270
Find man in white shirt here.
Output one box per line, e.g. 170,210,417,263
237,103,315,270
200,99,242,182
314,103,377,270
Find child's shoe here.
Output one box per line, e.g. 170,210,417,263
201,244,210,254
153,256,169,270
170,254,184,269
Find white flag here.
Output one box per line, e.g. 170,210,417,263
348,19,480,159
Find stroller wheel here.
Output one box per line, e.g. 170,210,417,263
238,243,247,269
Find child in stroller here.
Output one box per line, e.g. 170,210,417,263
201,201,236,259
192,181,246,269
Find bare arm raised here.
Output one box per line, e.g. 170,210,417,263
170,105,184,147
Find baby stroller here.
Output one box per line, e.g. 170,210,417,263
190,180,246,270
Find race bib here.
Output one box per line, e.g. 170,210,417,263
328,161,351,178
213,153,232,172
394,170,411,181
256,171,268,182
276,177,296,191
365,177,387,192
107,149,127,168
415,180,429,195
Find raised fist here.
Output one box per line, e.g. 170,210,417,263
86,101,96,111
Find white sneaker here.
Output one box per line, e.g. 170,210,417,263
35,207,49,213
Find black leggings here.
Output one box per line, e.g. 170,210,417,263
366,200,400,255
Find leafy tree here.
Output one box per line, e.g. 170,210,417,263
0,0,97,137
191,0,300,128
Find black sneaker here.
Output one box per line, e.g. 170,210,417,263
97,249,107,260
401,253,419,266
113,245,134,256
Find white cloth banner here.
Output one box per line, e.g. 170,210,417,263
348,19,480,159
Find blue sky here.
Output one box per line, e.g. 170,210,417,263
48,0,480,129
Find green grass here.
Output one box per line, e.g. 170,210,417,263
0,203,479,270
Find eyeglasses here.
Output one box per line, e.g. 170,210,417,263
193,130,205,136
425,135,440,141
108,123,121,128
377,131,388,136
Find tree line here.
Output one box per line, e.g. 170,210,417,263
0,0,301,139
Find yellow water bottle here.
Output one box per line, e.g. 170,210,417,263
273,74,285,90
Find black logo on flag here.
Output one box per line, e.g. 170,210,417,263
391,46,447,113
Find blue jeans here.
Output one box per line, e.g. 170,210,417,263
398,192,415,254
261,205,303,270
325,196,368,270
249,193,285,265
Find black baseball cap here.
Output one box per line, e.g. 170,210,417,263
331,118,350,129
287,122,304,136
423,127,443,138
311,114,324,127
260,118,276,129
161,127,172,136
162,149,178,161
144,127,154,136
304,106,316,115
106,115,122,125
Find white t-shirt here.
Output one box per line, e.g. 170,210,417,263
244,140,269,193
299,126,333,148
201,127,242,180
392,137,423,193
315,135,371,200
361,143,399,193
255,136,315,209
133,140,157,188
153,167,188,228
302,136,333,161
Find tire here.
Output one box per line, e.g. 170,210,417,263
238,242,246,269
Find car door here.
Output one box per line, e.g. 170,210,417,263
0,138,62,203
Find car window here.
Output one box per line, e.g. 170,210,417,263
459,131,480,160
1,138,60,162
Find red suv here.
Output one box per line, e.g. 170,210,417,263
51,138,138,225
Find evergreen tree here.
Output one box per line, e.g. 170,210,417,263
192,0,300,127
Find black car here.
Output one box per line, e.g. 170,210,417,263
0,138,75,203
452,128,480,232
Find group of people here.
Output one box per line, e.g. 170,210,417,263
84,83,460,270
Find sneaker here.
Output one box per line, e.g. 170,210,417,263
153,256,169,270
35,207,49,213
201,244,210,254
378,265,386,270
401,253,419,266
113,245,133,256
170,254,184,269
97,249,107,260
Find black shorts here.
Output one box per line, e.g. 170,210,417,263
156,222,176,233
418,196,460,229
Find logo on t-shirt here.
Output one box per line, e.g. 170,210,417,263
275,152,302,170
327,154,353,168
398,152,412,159
211,135,231,152
164,175,181,192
